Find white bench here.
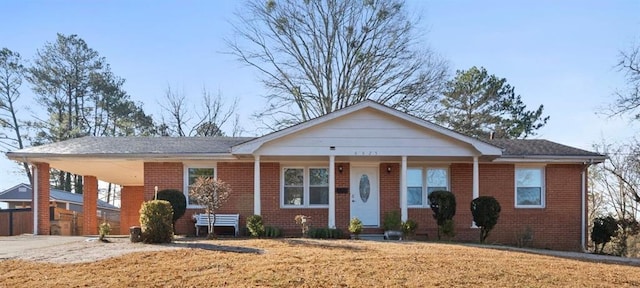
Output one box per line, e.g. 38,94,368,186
194,213,240,237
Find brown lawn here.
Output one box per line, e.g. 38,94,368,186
1,239,639,287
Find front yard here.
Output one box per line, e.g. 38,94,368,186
1,238,639,287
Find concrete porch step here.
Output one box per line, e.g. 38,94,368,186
358,234,385,240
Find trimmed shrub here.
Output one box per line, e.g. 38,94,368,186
383,210,402,231
309,227,344,239
428,190,456,240
139,200,174,244
247,215,265,237
401,219,418,239
470,196,502,243
264,226,283,238
348,217,363,239
592,216,618,254
156,189,187,228
99,222,111,241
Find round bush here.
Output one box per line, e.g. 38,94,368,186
246,215,265,237
470,196,501,243
156,189,187,224
139,200,174,243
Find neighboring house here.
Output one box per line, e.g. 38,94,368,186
0,183,120,220
6,100,605,251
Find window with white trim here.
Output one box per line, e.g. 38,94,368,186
406,166,449,207
184,166,216,207
515,167,545,208
282,167,329,207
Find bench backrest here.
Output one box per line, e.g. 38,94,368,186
195,214,239,226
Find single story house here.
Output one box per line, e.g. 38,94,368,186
0,183,120,219
6,100,605,251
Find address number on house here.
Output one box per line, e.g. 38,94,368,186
354,151,378,156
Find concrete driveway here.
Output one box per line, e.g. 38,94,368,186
0,235,87,260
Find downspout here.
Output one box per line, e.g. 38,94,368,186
581,159,594,252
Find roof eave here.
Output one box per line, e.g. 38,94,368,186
7,152,238,162
494,155,607,163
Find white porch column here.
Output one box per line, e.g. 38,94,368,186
32,164,38,235
400,156,408,222
254,155,261,215
472,156,479,199
472,156,479,228
328,155,336,228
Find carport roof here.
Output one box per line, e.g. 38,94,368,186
7,136,255,158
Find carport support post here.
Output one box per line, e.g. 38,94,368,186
83,176,99,235
33,163,51,235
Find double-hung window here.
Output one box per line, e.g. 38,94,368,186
515,167,545,208
184,166,216,208
407,166,449,207
282,167,329,207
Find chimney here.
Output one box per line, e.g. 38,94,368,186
489,131,495,140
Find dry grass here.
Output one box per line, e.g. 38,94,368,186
1,239,639,287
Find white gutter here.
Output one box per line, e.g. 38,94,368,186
32,164,38,235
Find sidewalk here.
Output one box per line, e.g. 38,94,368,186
466,243,640,266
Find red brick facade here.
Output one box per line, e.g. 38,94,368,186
34,163,50,235
131,160,586,251
120,186,144,234
83,176,99,235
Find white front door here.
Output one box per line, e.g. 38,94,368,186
350,165,379,227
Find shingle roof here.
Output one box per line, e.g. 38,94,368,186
0,183,119,210
487,139,605,158
11,136,255,156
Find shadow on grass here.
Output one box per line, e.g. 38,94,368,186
277,238,368,252
458,242,640,267
167,240,263,254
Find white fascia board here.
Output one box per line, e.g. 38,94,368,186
493,156,607,163
8,153,238,162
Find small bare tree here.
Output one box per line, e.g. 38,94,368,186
189,176,231,239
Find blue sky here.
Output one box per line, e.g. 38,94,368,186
0,0,639,192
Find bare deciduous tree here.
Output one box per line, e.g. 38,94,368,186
611,43,640,119
228,0,448,129
189,176,231,239
158,86,240,137
591,141,640,256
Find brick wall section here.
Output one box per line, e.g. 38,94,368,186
261,162,328,235
83,176,98,235
143,162,187,232
35,163,50,235
216,162,255,229
380,162,400,232
335,163,351,230
120,186,144,234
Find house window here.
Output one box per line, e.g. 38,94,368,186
309,168,329,205
407,168,423,206
406,166,449,207
184,166,216,207
282,167,329,207
283,168,304,205
515,167,545,208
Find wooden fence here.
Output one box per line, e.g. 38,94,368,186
0,207,120,236
0,208,33,236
